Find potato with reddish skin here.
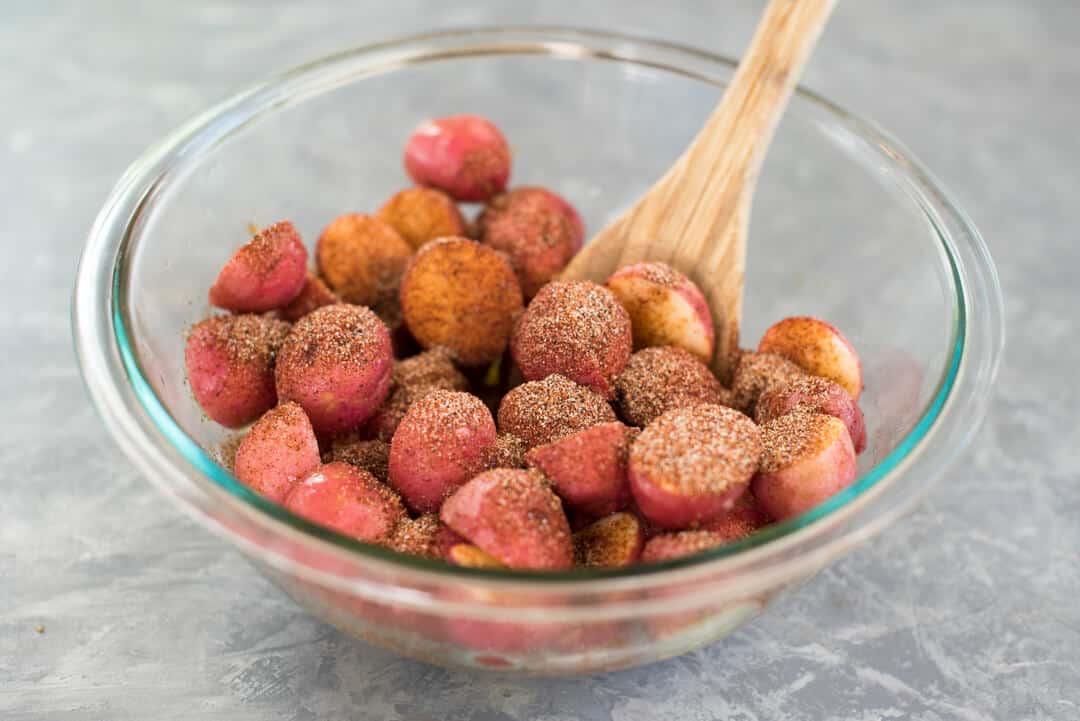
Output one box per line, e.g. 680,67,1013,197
284,462,407,542
756,375,867,453
315,213,412,310
629,404,762,530
476,187,585,298
605,261,715,363
510,280,632,399
364,347,469,441
399,237,523,366
497,374,617,450
440,468,573,570
234,402,320,502
699,491,771,540
280,272,339,322
752,411,857,521
525,422,634,517
274,304,393,435
386,514,463,559
758,316,863,399
388,390,498,514
574,512,644,568
615,346,731,427
730,350,806,416
208,221,308,313
641,530,730,563
404,114,511,202
377,186,467,250
185,314,290,428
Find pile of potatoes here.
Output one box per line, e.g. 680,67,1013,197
184,114,866,571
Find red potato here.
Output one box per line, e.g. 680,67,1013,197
758,316,863,400
605,261,715,363
573,512,645,568
315,213,413,310
752,412,857,521
476,186,585,298
185,314,290,428
497,374,617,450
233,402,320,503
388,390,498,514
274,304,393,435
755,375,867,453
377,186,468,251
491,433,527,469
615,346,731,427
404,114,511,202
365,348,469,441
208,221,308,313
387,514,463,560
284,462,407,542
325,437,390,483
510,280,632,399
399,237,523,366
699,491,771,541
730,350,807,416
524,422,634,517
280,272,339,322
629,404,763,530
641,530,730,563
440,468,573,570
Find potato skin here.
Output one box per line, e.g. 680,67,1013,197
404,114,511,202
388,390,497,514
209,221,308,313
284,461,406,542
758,316,863,400
234,402,320,503
755,375,867,453
185,314,291,428
274,304,393,435
525,422,634,517
440,468,573,570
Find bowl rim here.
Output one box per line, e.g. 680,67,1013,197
73,26,1004,590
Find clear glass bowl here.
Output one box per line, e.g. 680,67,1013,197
73,28,1004,675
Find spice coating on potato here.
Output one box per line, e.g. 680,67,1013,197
476,186,584,298
755,375,866,453
751,411,857,521
185,314,291,428
510,280,632,399
605,262,715,363
573,512,644,568
209,221,308,313
365,348,469,441
234,402,320,503
615,346,731,427
497,374,617,450
274,304,393,435
440,468,573,570
388,390,498,514
629,404,762,530
730,350,807,416
315,213,412,310
377,186,467,251
758,316,863,399
400,237,523,366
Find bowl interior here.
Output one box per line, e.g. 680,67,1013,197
116,37,960,575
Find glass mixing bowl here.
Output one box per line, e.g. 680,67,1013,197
73,28,1003,675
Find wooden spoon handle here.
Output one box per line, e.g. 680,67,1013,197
682,0,835,197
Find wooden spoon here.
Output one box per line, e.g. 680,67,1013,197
560,0,836,382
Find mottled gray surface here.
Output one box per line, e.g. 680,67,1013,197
3,1,1077,719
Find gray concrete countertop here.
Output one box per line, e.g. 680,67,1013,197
4,1,1078,719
